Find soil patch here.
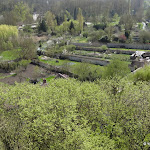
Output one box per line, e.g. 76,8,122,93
0,64,55,85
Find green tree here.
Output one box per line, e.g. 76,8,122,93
119,14,134,39
38,19,48,33
77,8,84,33
19,36,36,60
0,25,18,52
103,59,130,79
45,11,57,33
13,2,32,23
63,14,68,33
74,7,78,20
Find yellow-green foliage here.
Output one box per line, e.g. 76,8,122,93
131,65,150,82
0,79,150,149
0,25,18,41
0,25,18,51
55,20,80,35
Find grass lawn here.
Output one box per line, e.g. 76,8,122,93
72,36,88,43
39,56,81,67
0,49,20,61
39,75,55,83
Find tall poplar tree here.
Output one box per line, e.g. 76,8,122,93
77,8,84,33
45,11,57,32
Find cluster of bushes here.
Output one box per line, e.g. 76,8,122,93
72,59,130,81
46,45,63,58
139,30,150,43
93,23,106,30
0,61,18,72
73,63,102,81
88,30,106,42
54,20,81,36
0,59,31,72
130,65,150,82
0,78,150,149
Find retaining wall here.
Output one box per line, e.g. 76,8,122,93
60,55,109,66
72,42,150,50
107,43,150,50
31,59,77,78
76,47,135,55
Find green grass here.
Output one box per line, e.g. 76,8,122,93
46,76,55,81
38,56,103,73
39,56,81,67
0,49,20,61
73,50,131,61
39,75,55,83
72,36,88,43
0,73,16,79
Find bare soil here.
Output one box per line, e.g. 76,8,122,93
0,64,54,85
32,35,48,43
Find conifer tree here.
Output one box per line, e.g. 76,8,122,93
38,19,47,32
69,21,75,31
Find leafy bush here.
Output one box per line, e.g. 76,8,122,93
102,59,130,79
93,23,106,30
0,59,31,72
18,59,31,70
66,45,76,53
138,23,143,30
131,65,150,82
100,45,108,50
0,61,18,72
19,37,37,60
88,30,105,42
118,34,127,43
46,45,63,58
23,25,33,33
73,62,102,81
139,31,150,43
83,32,88,38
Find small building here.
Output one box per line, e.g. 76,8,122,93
130,51,150,71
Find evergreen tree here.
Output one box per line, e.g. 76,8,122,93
74,7,77,20
69,21,75,31
38,19,47,32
